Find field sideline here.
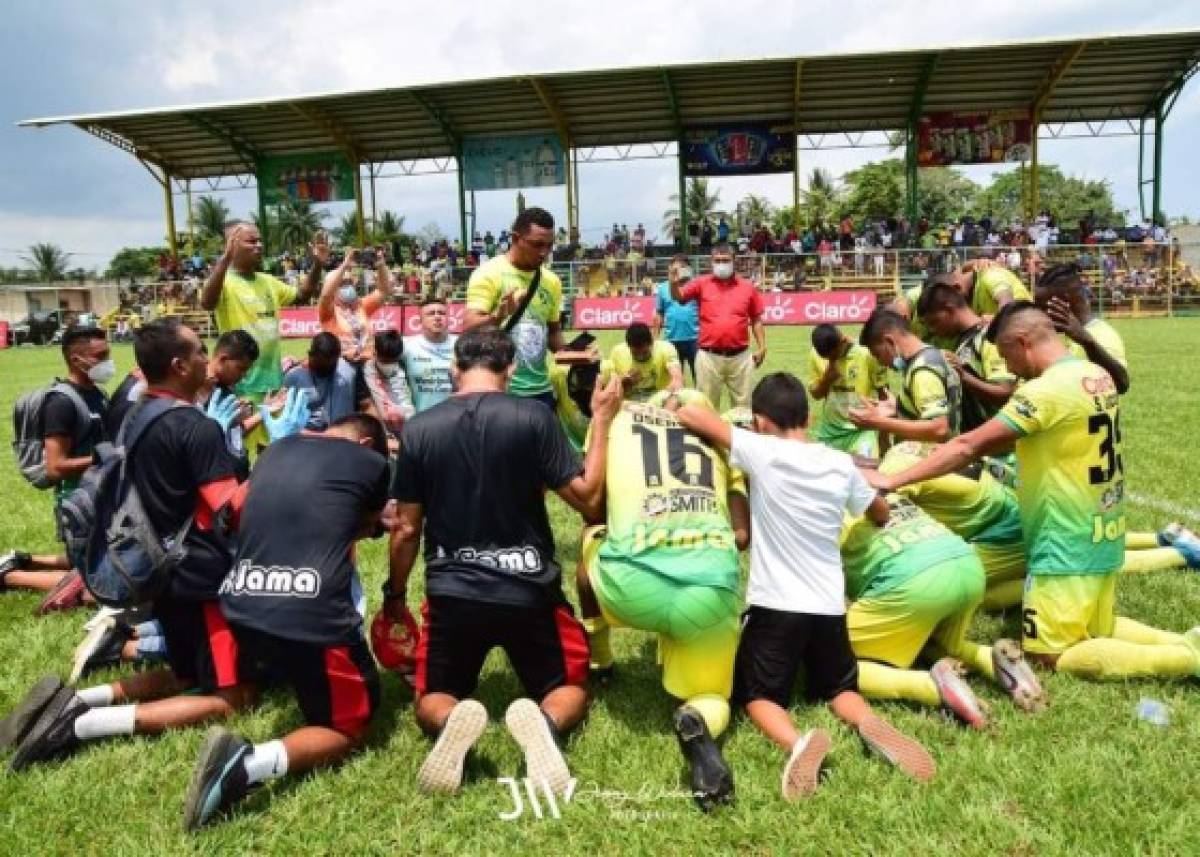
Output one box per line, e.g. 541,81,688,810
1,319,1199,856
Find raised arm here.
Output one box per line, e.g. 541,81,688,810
555,375,623,522
675,403,733,451
865,418,1018,492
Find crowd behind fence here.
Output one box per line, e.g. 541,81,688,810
92,241,1200,339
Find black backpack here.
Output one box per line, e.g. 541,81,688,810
12,382,95,489
59,397,193,607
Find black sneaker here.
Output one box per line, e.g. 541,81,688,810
182,727,253,831
0,675,63,752
70,616,133,684
0,550,31,589
672,704,734,813
9,685,87,771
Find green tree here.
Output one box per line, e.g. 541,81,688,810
193,195,231,240
917,168,980,225
842,161,906,224
975,165,1124,226
106,247,164,281
800,168,843,229
662,178,726,239
736,194,774,233
21,243,71,282
334,212,363,246
371,210,408,256
275,198,328,254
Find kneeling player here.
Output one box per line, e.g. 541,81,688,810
182,414,391,830
575,390,749,812
843,494,1045,723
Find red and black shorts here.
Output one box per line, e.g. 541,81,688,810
155,597,242,692
415,596,589,700
230,624,380,740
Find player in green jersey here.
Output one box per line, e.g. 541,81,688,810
806,324,888,457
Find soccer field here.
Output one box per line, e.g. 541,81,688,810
1,319,1198,856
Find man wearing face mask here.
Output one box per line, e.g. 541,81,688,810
319,247,392,365
0,327,113,608
849,310,962,446
669,242,766,412
653,254,700,384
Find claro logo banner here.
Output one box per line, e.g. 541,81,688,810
571,291,877,330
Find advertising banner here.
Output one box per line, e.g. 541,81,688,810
278,304,467,339
257,152,357,206
759,291,877,325
571,297,655,329
683,123,795,176
917,110,1033,166
0,321,8,349
462,134,566,191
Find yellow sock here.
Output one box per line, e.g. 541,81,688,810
685,694,730,739
582,617,612,669
1056,639,1198,680
856,661,940,708
950,642,995,682
1125,531,1161,551
1121,547,1186,574
982,579,1024,611
1112,616,1188,647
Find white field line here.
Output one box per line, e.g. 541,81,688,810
1128,491,1200,524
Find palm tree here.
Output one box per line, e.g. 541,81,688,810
371,210,406,252
194,195,231,240
737,193,775,233
275,198,328,254
334,212,362,246
662,178,726,239
802,168,843,230
22,243,71,282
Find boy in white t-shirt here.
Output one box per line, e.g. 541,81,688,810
674,373,935,800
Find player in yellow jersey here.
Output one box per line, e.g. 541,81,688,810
1033,262,1129,394
806,324,888,457
891,283,953,348
917,284,1016,431
547,355,599,453
600,322,683,402
868,303,1200,681
851,310,961,444
843,493,1045,724
931,259,1032,319
575,390,749,811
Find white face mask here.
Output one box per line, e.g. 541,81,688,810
338,286,358,304
86,358,116,385
677,266,694,281
712,262,734,280
376,362,401,378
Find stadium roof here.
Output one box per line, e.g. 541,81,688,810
19,29,1200,179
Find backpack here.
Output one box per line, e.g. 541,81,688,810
59,397,193,607
12,382,94,489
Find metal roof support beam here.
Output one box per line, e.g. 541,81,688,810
288,102,365,244
1025,41,1087,220
660,70,687,249
186,114,262,176
905,53,939,226
529,77,577,234
792,60,803,229
410,91,467,247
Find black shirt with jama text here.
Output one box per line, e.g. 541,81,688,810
221,435,389,645
129,401,237,603
391,392,582,608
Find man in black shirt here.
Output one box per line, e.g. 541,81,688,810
2,327,111,610
182,413,390,830
387,325,621,797
8,320,255,772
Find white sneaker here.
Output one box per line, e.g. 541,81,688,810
417,699,488,794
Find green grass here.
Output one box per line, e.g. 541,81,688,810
1,321,1200,856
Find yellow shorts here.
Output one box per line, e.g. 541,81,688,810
580,525,738,700
973,541,1026,590
848,556,985,668
1021,573,1117,655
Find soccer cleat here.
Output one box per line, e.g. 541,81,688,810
672,704,735,813
506,698,574,798
1160,523,1200,570
781,729,831,801
992,638,1047,712
0,675,63,752
70,616,132,684
930,658,988,729
9,685,87,771
857,714,936,783
0,550,31,589
182,727,253,831
418,699,488,794
33,571,87,616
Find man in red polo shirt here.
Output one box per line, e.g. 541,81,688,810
670,242,766,410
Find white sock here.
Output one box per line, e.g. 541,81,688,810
76,685,115,707
73,704,136,741
243,740,289,785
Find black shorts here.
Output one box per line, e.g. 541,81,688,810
231,624,380,739
155,598,242,692
670,339,698,376
732,607,858,708
416,596,589,700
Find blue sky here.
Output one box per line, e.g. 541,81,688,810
1,1,1198,269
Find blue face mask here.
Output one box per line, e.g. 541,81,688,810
891,354,907,372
